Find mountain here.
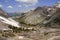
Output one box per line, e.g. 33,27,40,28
0,8,9,30
8,13,20,17
18,2,60,25
0,8,20,30
0,8,8,17
0,2,60,28
20,7,47,25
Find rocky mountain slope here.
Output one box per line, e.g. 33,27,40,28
17,2,60,26
11,2,60,40
0,2,60,40
22,7,46,25
0,8,9,30
0,8,8,17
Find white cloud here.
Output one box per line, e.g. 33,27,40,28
24,4,29,7
7,6,13,8
18,5,22,7
15,0,38,5
0,4,2,8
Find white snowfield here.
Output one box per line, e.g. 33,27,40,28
0,16,20,28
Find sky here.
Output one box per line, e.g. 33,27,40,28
0,0,60,13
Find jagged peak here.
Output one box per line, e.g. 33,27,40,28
34,7,43,11
54,2,60,8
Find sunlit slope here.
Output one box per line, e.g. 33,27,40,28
21,7,47,25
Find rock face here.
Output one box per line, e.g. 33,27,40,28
22,7,47,25
0,8,8,17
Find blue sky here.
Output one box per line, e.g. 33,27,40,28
0,0,60,13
